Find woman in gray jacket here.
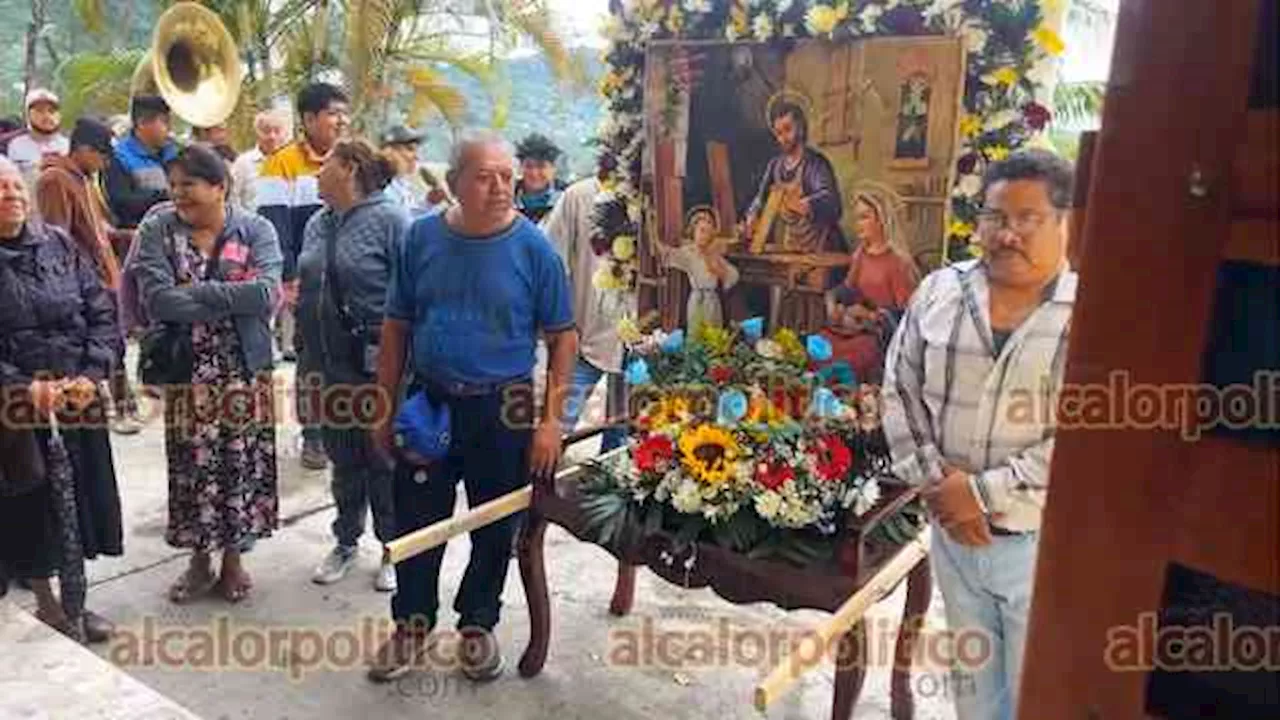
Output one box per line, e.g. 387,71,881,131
131,144,283,604
302,140,409,592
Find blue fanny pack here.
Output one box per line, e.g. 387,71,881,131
393,389,452,464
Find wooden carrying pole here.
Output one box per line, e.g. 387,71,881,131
753,526,932,713
386,424,623,564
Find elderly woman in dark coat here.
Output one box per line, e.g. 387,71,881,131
0,155,122,641
131,144,283,604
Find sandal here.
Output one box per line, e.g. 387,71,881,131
168,567,218,605
217,573,253,604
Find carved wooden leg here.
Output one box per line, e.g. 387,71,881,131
830,620,868,720
517,507,550,678
890,559,933,720
609,563,637,616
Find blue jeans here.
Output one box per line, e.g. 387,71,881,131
560,356,626,452
930,522,1039,720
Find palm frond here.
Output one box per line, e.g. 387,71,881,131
494,0,590,90
345,0,399,126
1052,80,1106,127
55,49,145,121
404,65,468,127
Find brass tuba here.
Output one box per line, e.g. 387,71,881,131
129,2,244,128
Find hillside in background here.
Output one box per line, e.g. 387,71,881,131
415,53,607,180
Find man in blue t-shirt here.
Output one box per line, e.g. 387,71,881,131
368,130,577,685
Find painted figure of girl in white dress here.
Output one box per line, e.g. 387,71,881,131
655,207,739,330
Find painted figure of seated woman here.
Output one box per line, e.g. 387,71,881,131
822,186,920,384
655,207,740,330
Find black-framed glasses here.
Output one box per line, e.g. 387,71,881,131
976,208,1065,235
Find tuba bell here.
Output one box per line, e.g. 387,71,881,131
129,2,244,128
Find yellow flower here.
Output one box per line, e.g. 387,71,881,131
959,114,982,138
948,220,975,239
1032,26,1066,57
967,242,985,258
694,324,734,357
805,5,840,36
834,2,850,21
593,266,624,291
650,395,693,430
983,67,1019,87
985,145,1011,162
612,235,636,261
678,424,741,485
617,316,642,345
599,71,623,95
729,5,749,37
746,390,788,426
772,328,806,364
666,5,684,33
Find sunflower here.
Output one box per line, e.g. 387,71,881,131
647,395,692,430
678,424,741,485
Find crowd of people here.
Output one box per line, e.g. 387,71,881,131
0,78,1077,718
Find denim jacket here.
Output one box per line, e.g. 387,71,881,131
130,205,283,375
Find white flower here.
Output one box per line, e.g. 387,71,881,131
683,0,712,13
852,479,882,517
859,5,883,33
779,495,818,527
956,173,982,198
639,21,660,39
782,23,797,38
755,339,783,360
984,109,1020,132
961,24,988,53
754,491,784,522
725,24,740,42
776,0,794,13
672,478,703,513
752,14,775,40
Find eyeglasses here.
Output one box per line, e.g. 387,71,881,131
975,209,1064,235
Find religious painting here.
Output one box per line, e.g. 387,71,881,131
640,36,965,334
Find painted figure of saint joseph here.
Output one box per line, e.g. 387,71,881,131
743,99,844,255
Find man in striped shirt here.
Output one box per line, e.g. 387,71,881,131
881,149,1077,720
256,82,349,470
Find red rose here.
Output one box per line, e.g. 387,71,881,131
813,435,854,482
635,435,674,473
709,365,734,385
755,461,795,491
1023,102,1052,131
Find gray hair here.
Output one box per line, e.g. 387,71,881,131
446,129,514,190
0,156,25,190
254,108,291,132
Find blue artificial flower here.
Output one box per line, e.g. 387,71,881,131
716,389,749,425
661,329,685,353
741,317,765,342
625,358,651,385
809,387,842,418
806,334,833,362
818,361,856,388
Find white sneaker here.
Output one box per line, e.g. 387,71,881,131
375,557,397,592
312,546,356,585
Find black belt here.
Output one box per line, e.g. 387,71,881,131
420,375,531,398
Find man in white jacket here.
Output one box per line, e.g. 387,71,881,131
229,109,291,212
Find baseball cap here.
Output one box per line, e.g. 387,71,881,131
25,88,60,109
393,389,452,466
70,118,116,155
382,125,424,146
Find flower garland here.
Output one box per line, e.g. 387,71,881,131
594,0,1065,284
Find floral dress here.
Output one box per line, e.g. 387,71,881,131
164,239,278,553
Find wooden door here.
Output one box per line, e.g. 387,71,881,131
1019,0,1278,717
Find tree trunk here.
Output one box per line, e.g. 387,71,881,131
23,0,47,98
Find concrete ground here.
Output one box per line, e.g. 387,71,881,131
3,354,959,720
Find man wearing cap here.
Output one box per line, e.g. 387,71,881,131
381,125,445,217
35,117,143,435
513,133,566,224
6,89,70,190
